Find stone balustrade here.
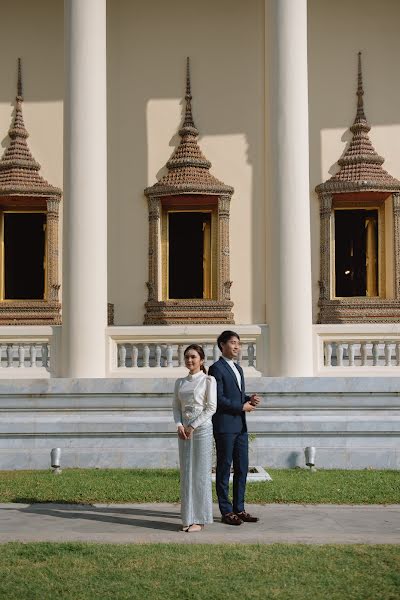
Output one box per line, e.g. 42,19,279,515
0,343,49,368
117,341,256,369
0,326,59,378
314,324,400,374
106,325,266,377
324,340,400,368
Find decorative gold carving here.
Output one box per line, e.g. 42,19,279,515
0,60,62,325
143,59,234,324
319,194,332,302
107,302,114,326
147,197,161,302
46,198,60,302
316,53,400,323
392,193,400,299
144,299,234,325
218,195,231,302
316,53,400,197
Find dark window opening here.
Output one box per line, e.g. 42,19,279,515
168,212,211,299
4,213,46,299
335,209,378,297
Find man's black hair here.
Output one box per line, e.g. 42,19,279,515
217,330,241,351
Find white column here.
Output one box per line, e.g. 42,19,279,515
62,0,107,377
265,0,313,376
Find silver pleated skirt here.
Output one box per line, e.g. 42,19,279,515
178,420,214,527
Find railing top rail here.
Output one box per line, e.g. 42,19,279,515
106,324,265,336
314,323,400,334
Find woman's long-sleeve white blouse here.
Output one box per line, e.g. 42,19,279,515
173,371,217,430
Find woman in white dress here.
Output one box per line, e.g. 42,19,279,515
173,344,217,532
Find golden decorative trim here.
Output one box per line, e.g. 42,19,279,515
316,54,400,323
330,202,385,300
0,60,62,325
316,53,400,196
144,299,234,325
144,60,234,324
161,205,217,301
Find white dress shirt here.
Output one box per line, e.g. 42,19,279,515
222,356,242,390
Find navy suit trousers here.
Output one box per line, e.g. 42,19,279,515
214,429,249,515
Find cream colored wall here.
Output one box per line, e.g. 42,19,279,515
0,0,63,290
107,0,266,325
308,0,400,321
2,1,399,328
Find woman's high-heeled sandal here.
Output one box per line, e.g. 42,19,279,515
182,524,203,532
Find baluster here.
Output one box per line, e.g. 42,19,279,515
384,341,392,367
155,345,162,368
7,344,13,368
203,344,210,368
248,343,255,367
372,341,379,366
396,342,400,367
213,344,220,362
42,344,49,369
360,342,368,366
132,345,138,368
178,345,185,367
118,344,127,368
143,344,150,368
336,343,344,367
324,342,332,367
348,343,355,367
18,345,25,368
237,345,243,366
166,344,173,368
30,344,37,367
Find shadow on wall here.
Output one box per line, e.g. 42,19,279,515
308,0,400,322
107,0,266,325
0,0,265,327
0,0,63,183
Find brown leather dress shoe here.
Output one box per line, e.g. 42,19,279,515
235,511,259,523
221,512,242,526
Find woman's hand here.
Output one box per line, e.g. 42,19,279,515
177,425,188,440
184,425,194,439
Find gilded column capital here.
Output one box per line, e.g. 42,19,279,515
148,197,161,221
218,195,231,219
319,193,333,218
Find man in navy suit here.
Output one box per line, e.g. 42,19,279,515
209,330,261,526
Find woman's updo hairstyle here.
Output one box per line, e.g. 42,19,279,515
184,344,207,374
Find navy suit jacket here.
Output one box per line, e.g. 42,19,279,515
209,357,250,434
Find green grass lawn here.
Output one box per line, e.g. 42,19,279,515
0,543,399,600
0,468,399,504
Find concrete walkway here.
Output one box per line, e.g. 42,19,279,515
1,503,400,544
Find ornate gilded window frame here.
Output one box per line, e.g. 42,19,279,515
318,192,400,323
0,197,61,325
331,199,386,300
161,203,217,301
144,194,234,325
143,58,235,324
0,209,48,300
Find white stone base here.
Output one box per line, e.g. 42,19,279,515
211,466,272,483
0,377,399,470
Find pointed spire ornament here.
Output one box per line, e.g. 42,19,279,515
181,57,196,131
0,59,61,198
355,51,366,123
316,52,400,194
17,57,23,99
145,57,233,197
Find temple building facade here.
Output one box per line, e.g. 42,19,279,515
0,0,399,470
